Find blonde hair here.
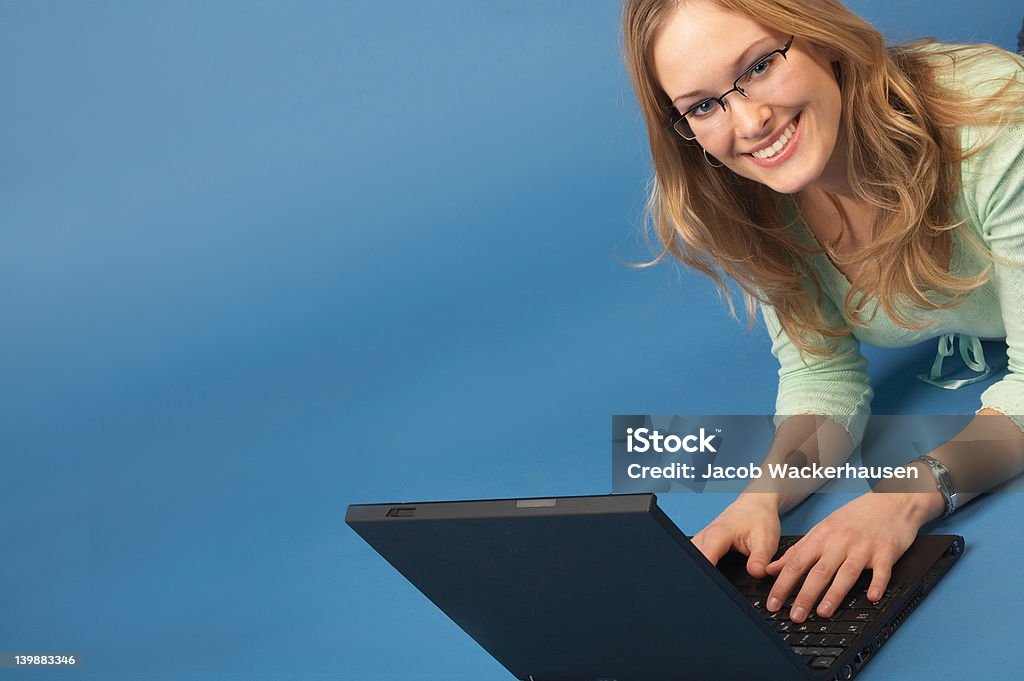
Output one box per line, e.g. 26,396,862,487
623,0,1024,357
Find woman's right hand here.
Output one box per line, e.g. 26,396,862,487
691,493,782,578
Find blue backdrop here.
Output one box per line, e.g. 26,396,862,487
1,1,1020,679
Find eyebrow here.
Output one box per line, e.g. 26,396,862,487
670,35,779,106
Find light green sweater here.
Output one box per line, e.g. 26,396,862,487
761,46,1024,447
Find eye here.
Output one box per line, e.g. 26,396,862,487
744,54,777,82
687,99,719,119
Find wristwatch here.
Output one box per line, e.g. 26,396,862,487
911,455,960,518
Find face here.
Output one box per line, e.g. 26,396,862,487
652,0,844,195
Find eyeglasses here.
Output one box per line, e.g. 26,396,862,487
668,35,795,141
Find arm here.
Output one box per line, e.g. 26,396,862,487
769,89,1024,621
765,409,1024,623
747,285,874,510
903,112,1024,514
693,296,872,575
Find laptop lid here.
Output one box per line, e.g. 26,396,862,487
347,493,817,681
347,493,963,681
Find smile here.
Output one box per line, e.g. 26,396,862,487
751,118,798,160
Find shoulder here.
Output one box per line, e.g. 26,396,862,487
957,123,1023,240
899,40,1024,93
896,41,1023,160
906,44,1024,236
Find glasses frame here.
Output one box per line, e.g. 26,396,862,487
667,35,796,142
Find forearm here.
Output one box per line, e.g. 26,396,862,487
741,414,856,514
877,408,1024,522
934,409,1024,500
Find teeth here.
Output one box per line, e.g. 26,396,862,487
752,121,797,160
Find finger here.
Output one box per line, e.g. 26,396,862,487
744,534,778,579
867,562,893,603
765,546,793,576
816,555,868,618
766,545,814,612
692,529,731,566
790,551,844,622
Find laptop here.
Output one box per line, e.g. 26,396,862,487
345,493,963,681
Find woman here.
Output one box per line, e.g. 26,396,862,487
623,0,1024,624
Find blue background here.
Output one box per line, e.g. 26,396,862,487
1,1,1021,679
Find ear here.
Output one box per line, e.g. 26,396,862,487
831,59,844,86
804,39,843,72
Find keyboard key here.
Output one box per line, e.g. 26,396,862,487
849,587,899,610
810,656,837,669
796,622,830,633
821,634,854,648
792,633,832,647
840,610,874,622
822,623,848,634
868,588,899,609
792,633,815,646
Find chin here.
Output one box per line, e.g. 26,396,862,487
764,175,815,195
746,157,824,194
729,167,811,195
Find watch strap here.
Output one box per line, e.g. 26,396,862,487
911,455,958,518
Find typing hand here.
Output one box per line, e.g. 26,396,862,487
763,492,935,622
692,493,782,578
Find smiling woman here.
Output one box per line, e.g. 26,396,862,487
622,0,1024,627
653,9,842,194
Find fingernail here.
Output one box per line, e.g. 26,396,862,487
869,589,881,602
751,562,765,574
819,599,832,616
790,605,806,621
767,597,780,611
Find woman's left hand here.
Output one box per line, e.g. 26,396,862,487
763,491,941,622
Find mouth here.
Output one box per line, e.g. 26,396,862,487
745,114,801,166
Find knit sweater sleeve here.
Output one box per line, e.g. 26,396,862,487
761,297,873,449
967,122,1024,429
956,53,1024,429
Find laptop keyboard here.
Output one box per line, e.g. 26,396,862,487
745,587,898,670
732,540,899,670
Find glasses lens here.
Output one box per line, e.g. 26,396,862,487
738,51,790,102
673,116,696,140
683,101,725,139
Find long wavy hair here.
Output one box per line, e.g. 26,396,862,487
623,0,1024,357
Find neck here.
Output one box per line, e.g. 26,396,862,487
808,128,857,198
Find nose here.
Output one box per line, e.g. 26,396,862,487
727,94,772,139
